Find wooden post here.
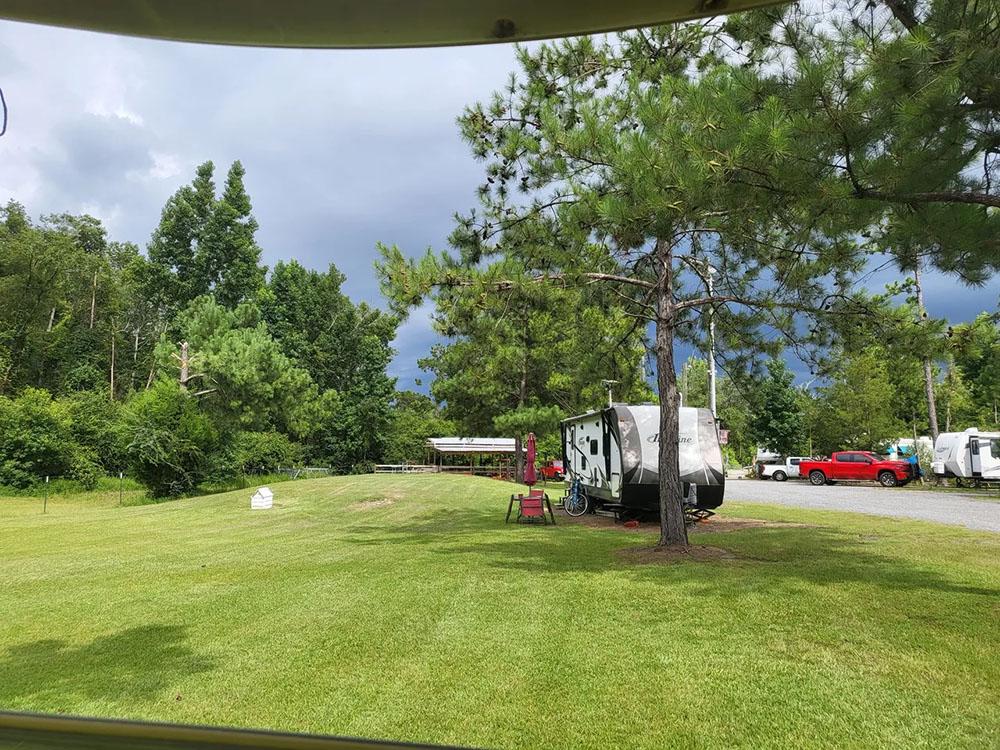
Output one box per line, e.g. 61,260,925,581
43,476,48,514
119,472,124,506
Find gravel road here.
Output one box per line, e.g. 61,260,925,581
725,478,1000,532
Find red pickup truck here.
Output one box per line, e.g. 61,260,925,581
538,460,565,481
799,451,915,488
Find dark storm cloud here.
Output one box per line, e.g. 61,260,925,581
35,114,152,210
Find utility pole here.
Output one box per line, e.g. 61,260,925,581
707,264,718,417
913,263,939,442
601,379,619,408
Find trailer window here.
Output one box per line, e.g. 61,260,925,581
581,457,587,470
590,439,598,455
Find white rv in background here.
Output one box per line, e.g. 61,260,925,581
561,404,725,513
932,428,1000,482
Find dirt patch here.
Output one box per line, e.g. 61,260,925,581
691,516,813,534
616,544,737,564
350,498,395,511
559,512,646,531
558,510,810,533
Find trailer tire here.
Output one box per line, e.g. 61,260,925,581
772,470,787,482
878,471,898,487
809,470,826,486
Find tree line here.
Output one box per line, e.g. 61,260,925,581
0,162,399,496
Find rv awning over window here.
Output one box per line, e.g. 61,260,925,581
426,438,520,456
0,1,790,48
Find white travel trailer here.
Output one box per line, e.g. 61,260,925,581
561,404,725,514
932,428,1000,482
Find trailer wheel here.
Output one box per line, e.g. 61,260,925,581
809,470,826,486
878,471,898,487
772,470,787,482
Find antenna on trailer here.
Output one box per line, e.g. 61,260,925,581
601,379,619,408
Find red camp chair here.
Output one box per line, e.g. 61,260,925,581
506,489,556,524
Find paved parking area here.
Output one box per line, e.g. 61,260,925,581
726,478,1000,532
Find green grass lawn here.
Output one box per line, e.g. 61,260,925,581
1,474,997,749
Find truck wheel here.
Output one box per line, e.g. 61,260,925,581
772,470,787,482
878,471,897,487
809,470,826,486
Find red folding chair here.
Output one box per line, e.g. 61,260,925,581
506,489,556,524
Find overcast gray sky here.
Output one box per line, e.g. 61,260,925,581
1,20,997,391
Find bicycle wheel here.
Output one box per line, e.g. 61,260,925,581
564,483,589,517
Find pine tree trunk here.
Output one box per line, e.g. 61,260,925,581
514,341,528,484
654,237,688,547
913,264,939,441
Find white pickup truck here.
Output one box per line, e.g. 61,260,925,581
756,457,809,482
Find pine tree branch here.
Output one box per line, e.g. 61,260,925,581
674,294,755,311
859,189,1000,209
883,0,920,32
433,272,655,291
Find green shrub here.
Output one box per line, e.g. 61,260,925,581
124,380,220,497
224,431,303,476
0,388,75,487
66,390,127,473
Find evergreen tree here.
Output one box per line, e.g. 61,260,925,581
200,161,266,308
145,161,215,311
950,313,1000,427
378,26,866,546
749,360,804,457
145,161,265,312
811,349,905,454
383,391,455,464
679,356,709,409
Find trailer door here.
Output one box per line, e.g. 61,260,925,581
970,437,983,477
603,413,622,499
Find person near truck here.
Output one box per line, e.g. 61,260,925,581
899,447,922,479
